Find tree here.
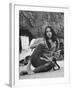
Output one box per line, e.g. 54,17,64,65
19,11,64,38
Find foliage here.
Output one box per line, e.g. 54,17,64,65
19,11,64,38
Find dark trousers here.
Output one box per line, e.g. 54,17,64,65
33,61,55,73
30,44,57,73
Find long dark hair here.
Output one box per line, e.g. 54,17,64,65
44,26,58,49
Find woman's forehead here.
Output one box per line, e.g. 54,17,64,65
46,28,51,32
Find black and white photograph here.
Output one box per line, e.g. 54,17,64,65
19,10,64,79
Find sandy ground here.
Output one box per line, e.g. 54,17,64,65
19,60,64,79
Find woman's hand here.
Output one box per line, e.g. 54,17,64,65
52,50,61,58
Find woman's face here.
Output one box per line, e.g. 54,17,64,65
46,27,52,38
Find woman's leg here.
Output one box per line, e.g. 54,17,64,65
33,61,55,73
31,44,48,67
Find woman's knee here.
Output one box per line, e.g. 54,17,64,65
36,43,46,50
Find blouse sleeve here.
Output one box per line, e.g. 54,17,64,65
30,38,45,49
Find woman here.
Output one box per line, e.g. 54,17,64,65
21,26,60,75
28,26,60,73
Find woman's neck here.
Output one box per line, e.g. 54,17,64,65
48,39,52,42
